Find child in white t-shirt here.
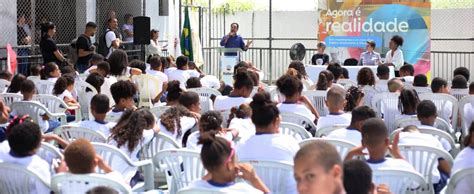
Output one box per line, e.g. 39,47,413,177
167,56,191,89
327,106,376,145
77,94,115,137
42,62,61,84
52,75,80,121
159,106,197,146
214,71,254,111
107,80,137,119
416,100,453,151
431,77,453,123
228,104,255,143
462,84,474,134
276,73,319,122
345,118,416,174
108,109,159,185
452,124,474,193
317,86,352,130
186,111,235,151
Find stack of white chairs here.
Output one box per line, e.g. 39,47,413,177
279,122,312,141
302,90,328,117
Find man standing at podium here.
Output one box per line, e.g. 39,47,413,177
220,22,253,56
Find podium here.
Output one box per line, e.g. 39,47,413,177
217,48,243,86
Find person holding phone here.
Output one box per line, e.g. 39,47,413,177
220,22,252,56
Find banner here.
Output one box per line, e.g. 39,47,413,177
318,1,431,76
181,6,193,61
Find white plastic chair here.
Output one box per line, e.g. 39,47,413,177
132,74,163,108
280,112,317,135
372,169,427,194
418,93,459,129
450,88,469,101
396,144,454,192
75,80,98,121
302,90,328,117
33,94,82,122
395,115,454,134
459,96,474,136
199,96,214,114
240,160,295,194
413,86,432,95
10,101,67,132
0,162,51,194
0,93,23,107
220,109,232,128
362,85,377,107
153,149,205,194
337,79,357,90
139,133,181,183
55,125,107,143
446,167,474,194
177,188,227,194
51,173,132,194
279,122,312,141
371,92,400,133
0,79,11,93
188,87,222,98
299,138,357,159
390,128,457,156
315,124,349,137
35,80,55,95
37,142,64,167
92,142,154,191
150,105,171,120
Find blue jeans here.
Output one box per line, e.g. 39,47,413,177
17,48,30,75
46,120,61,133
76,63,89,74
433,169,449,194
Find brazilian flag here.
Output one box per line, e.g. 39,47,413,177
180,6,193,61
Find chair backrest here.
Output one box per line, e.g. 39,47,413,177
37,142,64,166
75,80,98,121
337,79,357,90
240,160,295,194
35,80,55,95
0,93,23,107
139,132,181,161
279,122,312,141
446,167,474,194
220,109,232,128
413,86,432,95
188,87,222,98
55,125,107,143
389,128,456,156
150,106,171,120
199,96,214,114
11,101,66,132
362,85,377,107
177,188,227,194
92,142,137,175
397,144,454,192
132,74,163,108
0,162,51,194
33,94,69,114
315,124,349,137
302,90,328,117
0,79,11,93
418,93,459,129
459,95,474,136
450,88,469,101
153,149,205,193
299,138,357,159
372,169,427,194
280,112,317,135
395,115,453,134
371,92,400,133
51,173,131,194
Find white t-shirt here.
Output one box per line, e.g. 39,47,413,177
77,120,116,138
107,129,155,183
101,77,116,107
186,131,233,151
187,70,201,78
402,76,414,85
452,147,474,193
48,77,58,83
385,48,405,70
237,134,299,194
0,140,10,156
326,128,361,145
416,124,452,151
228,118,255,143
164,67,177,76
375,79,389,92
277,103,315,122
366,158,415,171
105,30,117,59
159,116,197,144
167,69,191,89
200,75,221,89
184,180,263,194
316,113,352,131
146,69,168,82
121,24,133,42
463,102,474,134
214,96,252,111
57,89,74,102
0,152,51,194
398,131,446,183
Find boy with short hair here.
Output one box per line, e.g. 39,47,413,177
375,64,390,92
345,118,415,172
413,74,429,87
108,80,137,118
316,86,352,130
168,56,191,89
430,77,453,124
387,78,403,93
327,106,376,145
398,64,414,84
417,100,452,151
294,141,345,194
78,94,115,137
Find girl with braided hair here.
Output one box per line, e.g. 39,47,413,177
396,87,420,120
344,86,365,112
186,111,237,150
159,105,197,146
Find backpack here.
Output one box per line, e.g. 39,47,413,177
98,29,112,58
68,38,79,65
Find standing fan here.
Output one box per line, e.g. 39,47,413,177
290,43,306,61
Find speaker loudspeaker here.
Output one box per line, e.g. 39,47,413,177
133,16,150,45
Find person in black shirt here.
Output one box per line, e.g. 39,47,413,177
39,22,67,67
76,22,98,73
311,42,330,65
